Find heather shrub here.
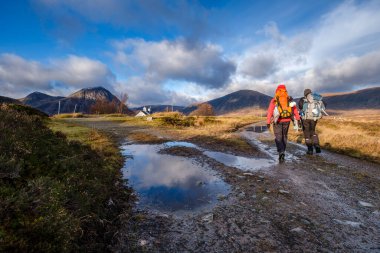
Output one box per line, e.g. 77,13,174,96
0,104,132,252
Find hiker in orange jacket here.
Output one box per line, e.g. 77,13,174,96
266,84,301,161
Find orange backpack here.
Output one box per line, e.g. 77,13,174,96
275,88,292,118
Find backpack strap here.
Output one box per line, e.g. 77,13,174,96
275,96,283,111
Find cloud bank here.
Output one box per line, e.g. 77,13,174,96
0,54,116,98
111,39,236,105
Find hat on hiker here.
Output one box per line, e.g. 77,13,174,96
276,84,286,92
304,88,312,97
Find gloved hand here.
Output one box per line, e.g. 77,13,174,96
267,124,270,129
297,120,302,129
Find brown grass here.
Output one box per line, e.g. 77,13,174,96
288,113,380,163
150,111,184,117
221,107,267,117
160,116,259,138
52,113,85,118
127,132,168,144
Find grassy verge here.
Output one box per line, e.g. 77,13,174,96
288,116,380,163
0,104,133,252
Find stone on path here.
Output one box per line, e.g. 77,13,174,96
139,239,148,246
291,227,306,234
359,201,374,208
334,219,362,228
202,213,214,223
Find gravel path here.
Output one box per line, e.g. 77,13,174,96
67,118,380,252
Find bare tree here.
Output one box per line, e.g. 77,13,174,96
118,92,129,114
90,99,118,114
189,103,215,116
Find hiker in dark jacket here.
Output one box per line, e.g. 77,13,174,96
267,84,301,162
298,89,326,154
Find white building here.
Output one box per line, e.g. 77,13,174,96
135,106,152,117
135,111,150,117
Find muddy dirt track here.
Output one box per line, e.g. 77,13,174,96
69,118,380,252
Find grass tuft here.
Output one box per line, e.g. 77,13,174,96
288,116,380,163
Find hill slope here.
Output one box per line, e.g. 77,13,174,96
182,87,380,115
0,95,22,104
323,87,380,109
183,90,272,115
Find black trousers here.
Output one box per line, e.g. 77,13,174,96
302,119,319,146
273,122,290,154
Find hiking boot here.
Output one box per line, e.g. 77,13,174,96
306,145,313,155
315,145,321,153
279,152,285,162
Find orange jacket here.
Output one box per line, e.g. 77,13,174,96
266,98,300,124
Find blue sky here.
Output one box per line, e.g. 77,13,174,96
1,0,380,106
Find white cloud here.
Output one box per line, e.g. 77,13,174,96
234,29,312,89
109,38,236,106
262,21,286,42
113,76,197,107
112,38,236,89
0,54,116,98
311,0,380,62
299,50,380,92
239,52,279,79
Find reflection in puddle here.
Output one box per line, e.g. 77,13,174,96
204,151,275,171
164,141,199,149
121,144,229,213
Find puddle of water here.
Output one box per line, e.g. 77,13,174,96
246,125,268,133
204,151,275,171
241,130,300,162
164,141,199,149
164,140,278,172
121,144,229,214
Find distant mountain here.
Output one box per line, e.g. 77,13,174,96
323,87,380,109
9,86,379,116
68,87,118,101
20,92,64,112
182,90,272,115
181,87,380,115
20,87,132,115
